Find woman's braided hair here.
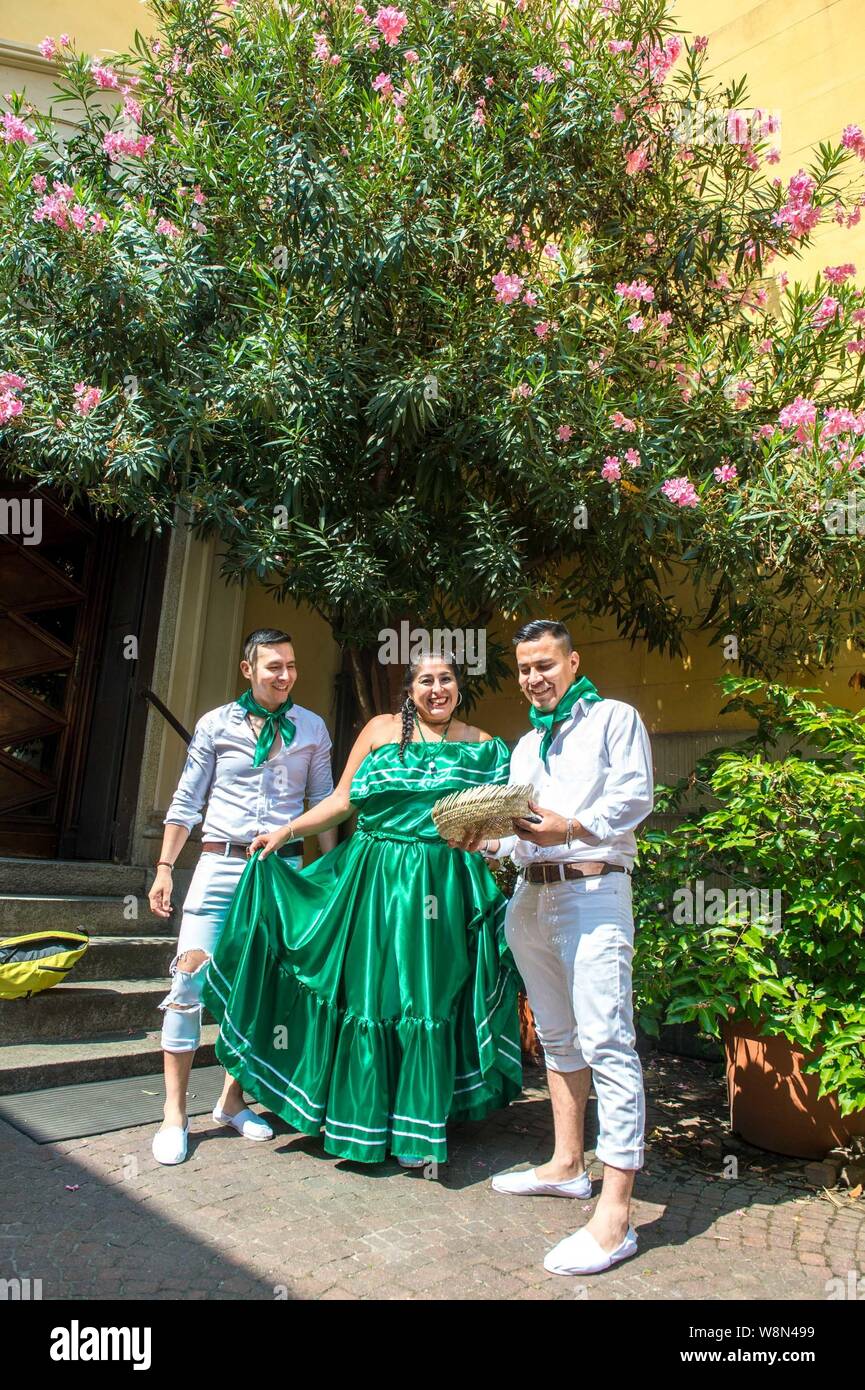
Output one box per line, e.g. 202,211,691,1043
398,654,463,762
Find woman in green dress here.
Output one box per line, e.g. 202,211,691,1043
201,653,522,1166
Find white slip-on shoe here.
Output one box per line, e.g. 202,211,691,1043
212,1105,273,1141
396,1156,427,1169
152,1123,189,1166
491,1166,593,1199
544,1224,638,1276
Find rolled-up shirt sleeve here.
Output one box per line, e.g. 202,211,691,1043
578,704,654,843
305,720,334,807
163,716,217,831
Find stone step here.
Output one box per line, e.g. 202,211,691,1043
0,1025,219,1095
0,858,149,897
0,895,180,937
72,937,176,983
0,979,169,1043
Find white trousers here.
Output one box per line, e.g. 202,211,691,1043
159,849,301,1053
504,871,645,1170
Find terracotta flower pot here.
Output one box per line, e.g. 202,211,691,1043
723,1017,865,1160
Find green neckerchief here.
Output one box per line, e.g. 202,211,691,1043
529,676,603,763
236,688,296,767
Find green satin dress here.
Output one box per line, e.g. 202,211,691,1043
201,738,523,1164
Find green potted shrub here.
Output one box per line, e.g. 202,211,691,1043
634,676,865,1158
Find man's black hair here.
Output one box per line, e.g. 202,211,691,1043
512,619,573,652
243,628,294,666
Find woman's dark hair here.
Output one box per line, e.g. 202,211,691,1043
398,653,463,761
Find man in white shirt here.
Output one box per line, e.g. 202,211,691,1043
476,620,653,1276
147,628,336,1165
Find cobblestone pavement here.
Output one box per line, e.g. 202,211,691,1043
3,1055,864,1301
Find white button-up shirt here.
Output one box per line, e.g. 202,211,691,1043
164,700,333,842
497,697,654,870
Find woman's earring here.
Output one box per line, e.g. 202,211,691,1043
456,693,463,707
405,696,415,712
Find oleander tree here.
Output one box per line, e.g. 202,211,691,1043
2,0,865,718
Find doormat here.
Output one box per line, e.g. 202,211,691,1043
0,1065,226,1143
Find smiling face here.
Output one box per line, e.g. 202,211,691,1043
515,632,580,711
240,642,297,710
410,656,460,725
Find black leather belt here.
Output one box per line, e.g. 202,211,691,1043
521,862,628,884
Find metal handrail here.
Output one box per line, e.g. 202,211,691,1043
142,689,192,745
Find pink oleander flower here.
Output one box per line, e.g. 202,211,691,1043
772,169,821,240
192,220,206,234
91,63,121,89
103,130,155,159
610,411,637,432
612,104,626,124
192,185,206,206
557,424,573,442
656,310,673,329
608,40,632,54
123,96,142,124
505,234,521,250
627,313,645,333
0,393,25,424
69,203,89,231
812,295,840,330
615,278,655,303
471,100,485,126
841,124,865,158
532,65,555,84
714,462,738,483
602,455,621,481
662,476,699,507
369,36,380,51
625,448,641,467
155,217,181,239
90,212,108,233
39,37,58,59
0,372,26,392
824,263,856,284
392,89,407,107
693,35,708,52
2,112,36,145
625,144,650,176
766,147,781,164
534,321,557,338
485,75,494,88
220,44,232,58
404,49,419,64
846,339,865,354
755,423,775,439
543,241,559,259
59,34,71,47
372,71,393,98
757,338,774,354
492,271,523,304
73,382,102,417
517,382,532,398
312,32,331,61
374,7,408,47
522,290,538,307
32,173,47,193
777,395,816,443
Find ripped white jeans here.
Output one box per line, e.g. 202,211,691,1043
159,849,301,1053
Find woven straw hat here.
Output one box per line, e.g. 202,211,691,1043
431,783,536,841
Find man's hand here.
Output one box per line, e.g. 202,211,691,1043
148,866,174,919
513,802,583,848
248,826,293,860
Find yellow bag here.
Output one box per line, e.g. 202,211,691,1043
0,930,89,1000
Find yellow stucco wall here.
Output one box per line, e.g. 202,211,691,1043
5,1,865,752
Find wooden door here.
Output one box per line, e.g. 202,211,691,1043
0,484,111,857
